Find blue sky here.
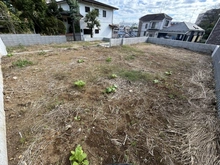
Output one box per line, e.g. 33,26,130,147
97,0,220,24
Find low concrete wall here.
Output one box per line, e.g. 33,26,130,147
110,37,148,47
148,37,216,54
212,46,220,115
0,58,8,165
110,38,123,47
0,34,66,47
123,37,148,45
0,38,7,56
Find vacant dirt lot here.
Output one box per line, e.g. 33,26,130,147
2,42,220,165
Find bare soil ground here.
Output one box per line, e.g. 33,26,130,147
3,42,220,165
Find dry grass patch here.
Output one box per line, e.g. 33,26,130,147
2,42,220,165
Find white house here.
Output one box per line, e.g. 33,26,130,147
54,0,118,40
138,13,172,37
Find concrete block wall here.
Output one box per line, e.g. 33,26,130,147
110,37,148,47
212,46,220,115
148,37,216,54
0,38,7,56
110,38,123,47
0,34,66,47
122,37,148,45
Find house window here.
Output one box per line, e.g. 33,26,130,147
151,22,156,29
95,29,99,34
95,9,99,15
85,6,90,12
144,31,146,36
145,24,148,29
83,29,91,34
165,20,169,26
103,10,106,17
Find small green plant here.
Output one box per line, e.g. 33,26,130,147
7,53,13,57
125,54,136,60
110,74,117,79
12,59,33,68
20,137,26,144
78,59,84,63
69,145,89,165
165,71,172,76
38,50,46,55
74,116,81,121
119,70,153,82
153,79,159,84
74,80,86,87
168,94,175,99
106,57,112,62
105,84,117,93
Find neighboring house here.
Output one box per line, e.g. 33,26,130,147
54,0,118,40
158,22,205,42
138,13,172,37
206,17,220,45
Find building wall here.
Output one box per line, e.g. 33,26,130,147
139,18,171,37
59,1,114,39
79,2,113,39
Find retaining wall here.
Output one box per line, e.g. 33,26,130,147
0,38,7,56
110,37,148,47
0,34,66,47
212,46,220,115
147,37,216,54
0,58,7,165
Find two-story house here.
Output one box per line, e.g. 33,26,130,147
158,22,205,42
138,13,172,37
54,0,118,40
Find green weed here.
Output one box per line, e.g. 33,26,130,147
105,84,118,93
125,54,136,60
69,145,89,165
165,71,172,76
106,57,112,62
38,51,46,55
77,59,84,63
12,59,33,68
110,74,117,79
7,53,13,57
74,80,86,87
121,45,144,55
119,70,153,82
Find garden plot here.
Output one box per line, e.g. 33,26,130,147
2,42,220,165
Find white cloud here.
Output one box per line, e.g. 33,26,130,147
97,0,219,23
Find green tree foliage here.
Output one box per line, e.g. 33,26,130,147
47,0,62,20
198,8,220,39
0,1,30,33
1,0,66,35
84,9,100,38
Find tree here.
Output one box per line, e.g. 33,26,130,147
84,9,100,38
198,7,220,39
10,0,65,35
47,0,62,20
66,0,80,41
0,1,16,33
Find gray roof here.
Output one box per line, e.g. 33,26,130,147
56,0,118,10
140,13,172,22
160,22,204,33
206,18,220,45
